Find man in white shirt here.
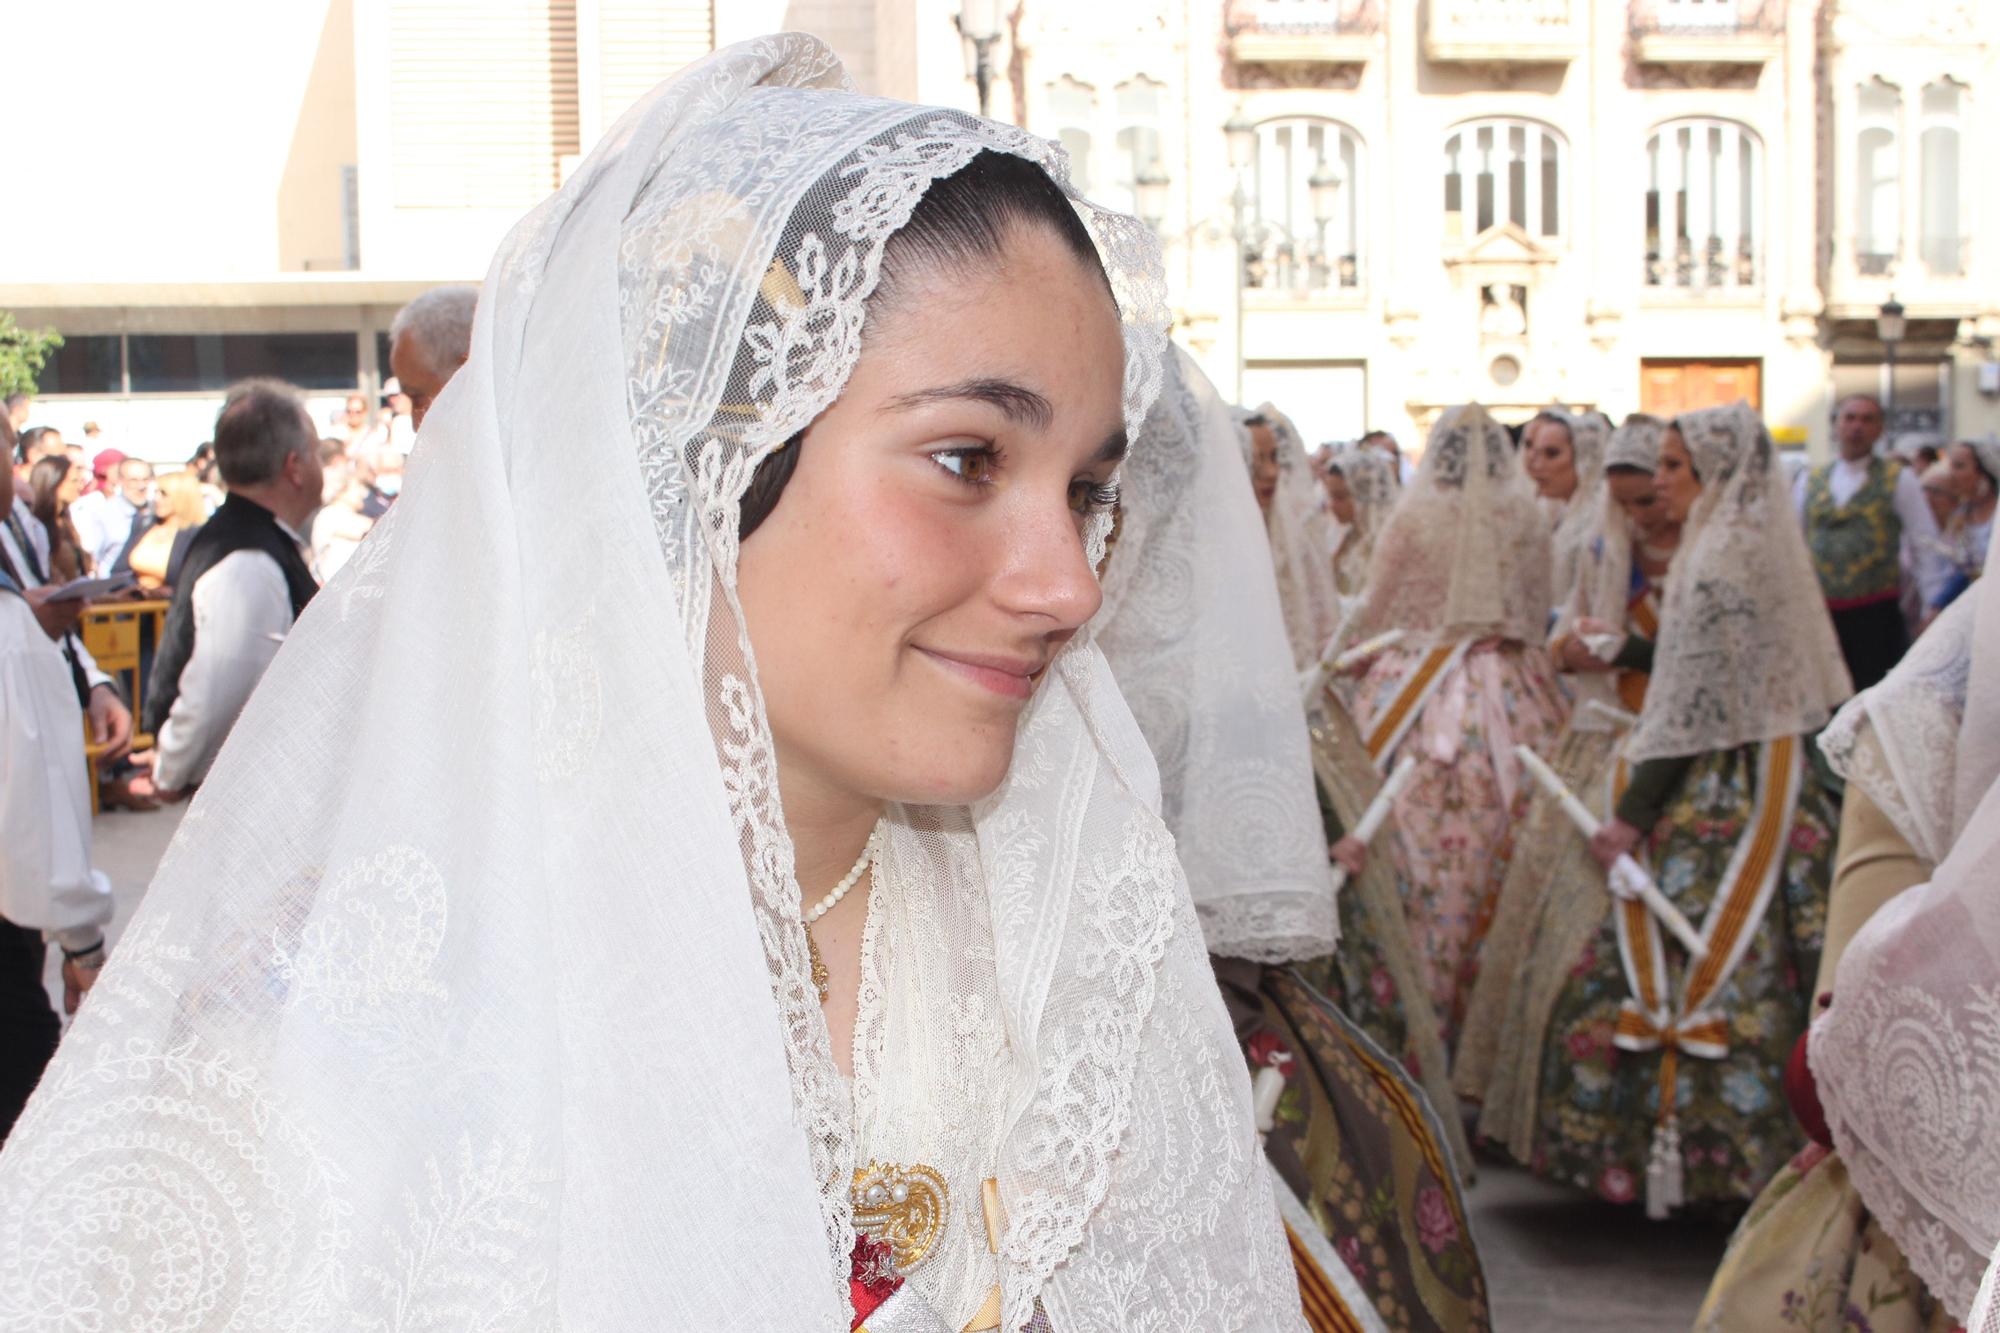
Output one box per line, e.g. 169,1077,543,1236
148,381,322,797
68,454,154,575
1792,393,1949,688
0,458,114,1140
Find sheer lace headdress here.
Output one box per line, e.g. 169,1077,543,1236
1098,346,1336,963
0,36,1300,1332
1254,401,1344,668
1336,402,1550,652
1625,403,1851,763
1816,540,1990,865
1969,435,2000,492
1546,409,1612,614
1559,413,1666,732
1329,444,1397,583
1812,543,2000,1322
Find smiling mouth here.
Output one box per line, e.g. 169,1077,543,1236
913,646,1044,701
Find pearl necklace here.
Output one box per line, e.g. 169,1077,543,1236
804,822,883,1003
805,824,882,923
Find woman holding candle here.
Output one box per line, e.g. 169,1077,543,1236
1456,414,1681,1142
1496,403,1848,1214
1328,403,1568,1051
1693,544,1990,1332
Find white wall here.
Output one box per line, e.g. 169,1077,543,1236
4,1,340,282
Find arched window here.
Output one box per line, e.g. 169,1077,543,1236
1113,77,1166,219
1644,119,1762,291
1248,117,1363,293
1442,118,1565,244
1855,77,1902,276
1920,79,1965,275
1048,77,1096,197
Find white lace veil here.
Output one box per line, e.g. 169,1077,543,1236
1098,346,1336,964
1812,544,2000,1322
1335,402,1550,652
1254,402,1344,668
1558,413,1666,733
1546,409,1612,617
1816,551,1987,865
1625,403,1852,763
1327,444,1398,595
0,37,1300,1332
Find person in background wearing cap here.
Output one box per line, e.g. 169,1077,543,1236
362,380,418,457
67,450,155,577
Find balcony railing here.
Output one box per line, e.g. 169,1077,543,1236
1242,226,1361,297
1226,0,1377,64
1644,234,1758,292
1426,0,1584,64
1630,0,1784,64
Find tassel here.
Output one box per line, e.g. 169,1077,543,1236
1644,1125,1670,1221
1663,1118,1685,1209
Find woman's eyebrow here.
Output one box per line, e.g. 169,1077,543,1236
1092,429,1129,466
885,377,1054,430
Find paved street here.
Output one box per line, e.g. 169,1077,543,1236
66,805,1727,1332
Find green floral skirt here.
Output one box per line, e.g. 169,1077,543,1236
1521,742,1833,1208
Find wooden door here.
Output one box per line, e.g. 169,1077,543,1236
1639,359,1763,416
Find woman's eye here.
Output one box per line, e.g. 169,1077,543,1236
1068,479,1121,515
932,447,997,486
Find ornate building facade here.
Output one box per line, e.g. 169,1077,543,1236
5,0,1994,456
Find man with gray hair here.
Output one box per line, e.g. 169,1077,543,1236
388,284,477,430
147,380,322,796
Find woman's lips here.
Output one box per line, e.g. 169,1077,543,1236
915,646,1041,701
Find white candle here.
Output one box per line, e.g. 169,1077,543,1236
1331,628,1405,673
1327,754,1419,894
1512,744,1708,958
1583,698,1641,730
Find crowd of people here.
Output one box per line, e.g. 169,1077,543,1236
0,284,474,1145
1,35,1997,1333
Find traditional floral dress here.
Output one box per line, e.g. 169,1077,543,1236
1694,1144,1955,1333
1342,641,1568,1048
1521,742,1833,1207
1219,961,1492,1333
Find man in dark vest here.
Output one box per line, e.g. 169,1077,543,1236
1792,393,1948,690
148,380,321,798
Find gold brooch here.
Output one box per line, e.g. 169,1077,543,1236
851,1160,949,1273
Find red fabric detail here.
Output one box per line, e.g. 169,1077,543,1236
849,1235,901,1330
1785,1027,1832,1148
1824,588,1901,612
1247,1029,1296,1078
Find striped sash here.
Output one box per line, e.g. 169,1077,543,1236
1362,640,1468,770
1608,734,1803,1214
1272,1170,1389,1333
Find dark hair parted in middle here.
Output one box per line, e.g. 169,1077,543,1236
738,149,1114,541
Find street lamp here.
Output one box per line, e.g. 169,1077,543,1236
1308,155,1344,226
1878,294,1907,428
1224,108,1258,172
956,0,1003,119
1134,160,1170,234
1308,155,1344,286
1223,108,1258,400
